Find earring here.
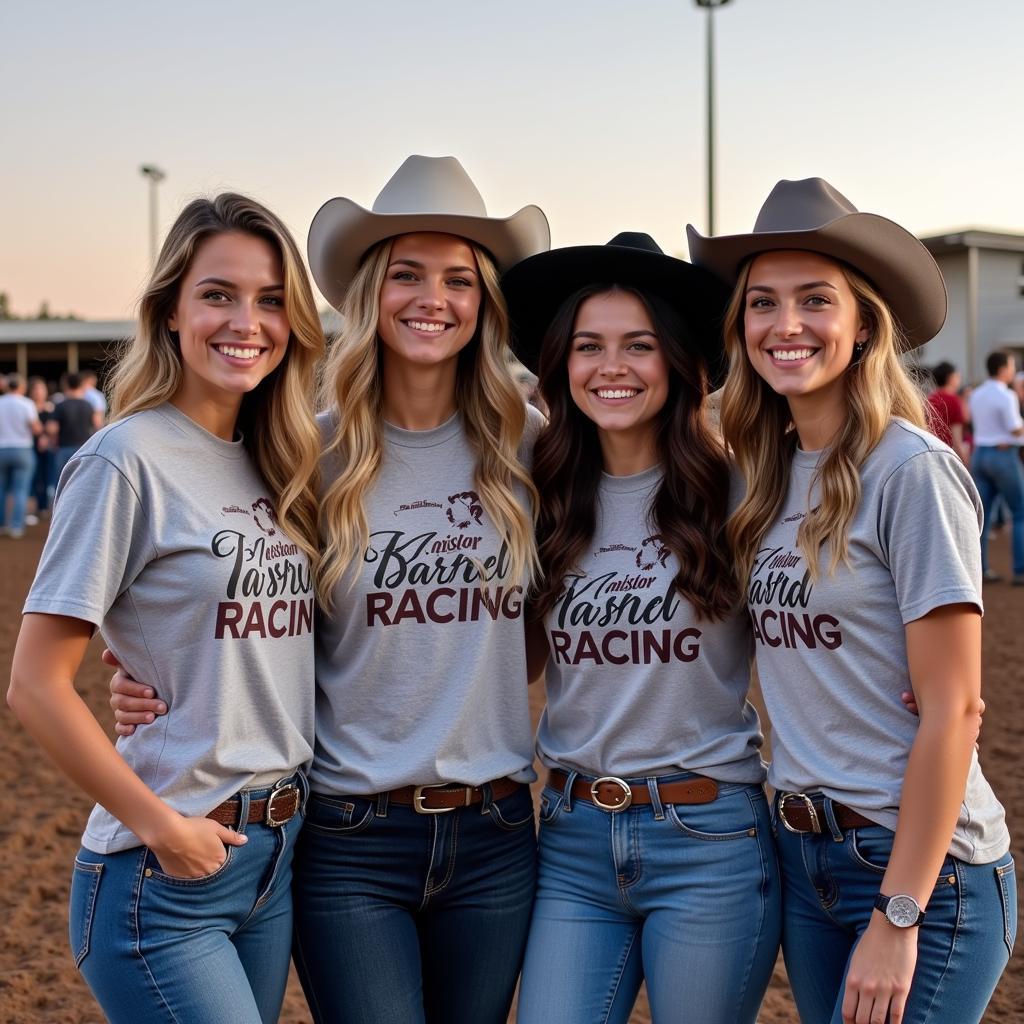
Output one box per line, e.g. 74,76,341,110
854,341,865,357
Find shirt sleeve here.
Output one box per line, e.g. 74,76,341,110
1000,389,1024,433
23,453,156,626
876,449,982,624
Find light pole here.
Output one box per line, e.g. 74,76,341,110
694,0,732,236
139,164,167,265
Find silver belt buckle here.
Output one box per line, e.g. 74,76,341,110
412,784,472,814
265,781,299,827
778,792,821,834
590,776,633,812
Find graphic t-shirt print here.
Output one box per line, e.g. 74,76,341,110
747,512,843,651
550,534,702,666
213,498,314,639
364,489,522,626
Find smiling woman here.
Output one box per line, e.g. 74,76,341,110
690,178,1015,1024
7,193,324,1023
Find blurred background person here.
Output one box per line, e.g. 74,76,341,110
80,369,108,424
49,372,103,478
968,350,1024,584
927,362,968,463
0,373,42,537
27,376,55,521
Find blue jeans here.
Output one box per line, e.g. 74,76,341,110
972,445,1024,575
70,776,305,1024
0,446,36,531
773,794,1016,1023
32,445,56,511
293,783,537,1024
517,773,781,1024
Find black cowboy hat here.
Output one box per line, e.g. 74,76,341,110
502,231,730,385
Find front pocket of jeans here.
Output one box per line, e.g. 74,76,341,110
144,844,234,886
488,789,535,832
848,826,893,874
538,787,564,825
995,859,1017,958
666,802,757,841
303,794,376,836
70,858,103,967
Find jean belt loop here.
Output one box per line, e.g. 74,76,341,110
236,788,251,835
480,781,494,815
646,777,666,820
563,769,578,812
375,790,390,818
296,772,310,813
822,797,844,842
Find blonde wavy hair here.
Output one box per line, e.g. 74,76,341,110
107,193,324,568
721,255,927,585
317,237,538,606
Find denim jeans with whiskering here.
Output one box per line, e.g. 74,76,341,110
516,772,781,1024
69,776,305,1024
292,783,537,1024
772,793,1016,1024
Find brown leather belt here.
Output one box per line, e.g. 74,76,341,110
206,782,301,828
548,769,718,812
777,792,875,834
387,777,523,814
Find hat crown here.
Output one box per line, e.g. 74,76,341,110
607,231,664,255
372,155,488,218
752,177,860,233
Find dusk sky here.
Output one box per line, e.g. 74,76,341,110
3,0,1022,319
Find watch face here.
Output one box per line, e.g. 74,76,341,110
886,895,920,927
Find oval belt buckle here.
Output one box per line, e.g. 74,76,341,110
590,776,633,812
778,792,821,834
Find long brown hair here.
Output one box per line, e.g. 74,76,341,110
107,193,324,568
531,284,737,621
722,256,927,585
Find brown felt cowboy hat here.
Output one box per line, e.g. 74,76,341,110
686,178,946,349
502,231,731,385
308,155,550,310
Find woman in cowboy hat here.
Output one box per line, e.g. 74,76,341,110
306,156,551,1022
10,194,323,1023
689,179,1014,1024
502,234,781,1024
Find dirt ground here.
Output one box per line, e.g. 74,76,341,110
0,526,1019,1023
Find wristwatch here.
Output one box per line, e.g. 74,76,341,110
874,893,926,928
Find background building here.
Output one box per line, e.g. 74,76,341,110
919,229,1024,382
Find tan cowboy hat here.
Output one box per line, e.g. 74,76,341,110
308,155,550,310
686,178,946,349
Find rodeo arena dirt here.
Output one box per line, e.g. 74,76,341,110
0,525,1020,1024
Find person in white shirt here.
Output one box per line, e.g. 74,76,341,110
968,350,1024,584
0,374,42,536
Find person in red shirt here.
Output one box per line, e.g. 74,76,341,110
927,362,968,462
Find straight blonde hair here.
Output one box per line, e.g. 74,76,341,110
107,193,324,568
721,257,927,586
317,238,538,606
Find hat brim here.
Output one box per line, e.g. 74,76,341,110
308,198,550,310
686,212,946,350
501,245,731,385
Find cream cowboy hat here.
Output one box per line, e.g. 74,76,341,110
308,155,550,309
686,178,946,349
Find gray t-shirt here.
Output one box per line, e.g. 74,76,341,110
537,465,764,782
749,419,1009,863
24,403,316,854
311,407,543,795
